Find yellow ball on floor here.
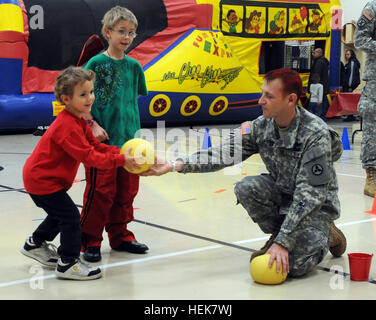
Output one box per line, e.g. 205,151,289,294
120,138,155,174
249,254,288,285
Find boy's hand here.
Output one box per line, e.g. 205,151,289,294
123,147,144,172
91,121,109,142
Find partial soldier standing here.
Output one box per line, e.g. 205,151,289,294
354,1,376,197
142,68,347,278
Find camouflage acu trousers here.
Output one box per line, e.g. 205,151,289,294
357,80,376,168
234,174,330,277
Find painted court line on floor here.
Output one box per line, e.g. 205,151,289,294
1,183,376,288
1,223,375,289
337,173,365,179
2,217,376,289
0,240,254,289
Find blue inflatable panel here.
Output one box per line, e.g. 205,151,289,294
329,30,342,90
0,0,21,5
0,93,56,130
0,58,22,95
138,92,263,126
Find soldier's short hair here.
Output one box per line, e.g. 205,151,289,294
264,68,302,100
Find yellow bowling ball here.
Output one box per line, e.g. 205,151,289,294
120,138,155,174
249,254,288,285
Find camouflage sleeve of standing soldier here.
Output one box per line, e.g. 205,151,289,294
274,132,335,251
178,122,259,174
354,2,376,54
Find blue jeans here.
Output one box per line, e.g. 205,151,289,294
309,102,323,119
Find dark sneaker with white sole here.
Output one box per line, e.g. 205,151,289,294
20,237,59,267
83,246,101,262
113,241,149,254
55,258,102,280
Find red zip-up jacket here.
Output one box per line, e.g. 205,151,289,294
23,109,125,195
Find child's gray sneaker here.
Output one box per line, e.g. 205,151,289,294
55,258,102,280
20,236,58,267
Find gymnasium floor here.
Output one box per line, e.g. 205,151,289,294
0,118,375,301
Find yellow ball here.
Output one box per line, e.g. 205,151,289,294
120,138,155,174
249,254,288,285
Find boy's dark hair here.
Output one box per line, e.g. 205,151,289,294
312,73,320,84
54,66,95,103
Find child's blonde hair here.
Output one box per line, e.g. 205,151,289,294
54,66,95,103
102,6,138,40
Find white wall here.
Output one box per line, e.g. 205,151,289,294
341,0,371,24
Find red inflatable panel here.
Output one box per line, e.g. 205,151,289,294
129,0,212,66
0,34,28,61
22,67,59,94
19,0,29,42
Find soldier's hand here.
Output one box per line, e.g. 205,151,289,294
266,243,289,276
139,156,171,176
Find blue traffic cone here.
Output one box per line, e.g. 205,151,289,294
201,127,212,150
341,127,351,150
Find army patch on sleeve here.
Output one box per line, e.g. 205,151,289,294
302,146,330,186
364,9,374,21
241,121,251,135
311,163,324,176
357,16,368,29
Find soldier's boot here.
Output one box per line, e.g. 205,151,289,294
250,233,277,262
364,168,376,197
329,223,347,257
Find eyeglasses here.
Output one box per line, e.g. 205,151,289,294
110,29,137,38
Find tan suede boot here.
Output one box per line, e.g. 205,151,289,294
364,168,376,197
329,224,347,257
250,233,277,262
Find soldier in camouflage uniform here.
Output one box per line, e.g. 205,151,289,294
142,68,347,278
354,1,376,197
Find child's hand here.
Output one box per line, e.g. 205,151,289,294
91,122,109,142
123,147,144,172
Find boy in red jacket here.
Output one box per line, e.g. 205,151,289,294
21,66,142,280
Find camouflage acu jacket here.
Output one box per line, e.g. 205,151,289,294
354,0,376,81
179,107,343,249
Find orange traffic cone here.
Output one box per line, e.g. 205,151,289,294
364,192,376,214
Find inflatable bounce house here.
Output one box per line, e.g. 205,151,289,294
0,0,342,130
